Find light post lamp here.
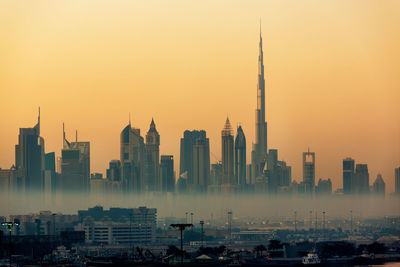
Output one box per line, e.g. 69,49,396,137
199,221,204,248
170,224,193,265
129,213,133,251
2,221,20,267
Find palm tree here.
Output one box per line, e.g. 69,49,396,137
254,244,267,258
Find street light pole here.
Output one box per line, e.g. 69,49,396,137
2,221,20,267
170,224,193,265
200,221,204,248
350,210,353,234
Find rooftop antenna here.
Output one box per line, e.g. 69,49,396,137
76,129,78,142
129,112,131,126
37,106,41,135
63,123,65,140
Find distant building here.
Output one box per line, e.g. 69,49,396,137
316,178,332,195
395,167,400,195
160,155,174,192
0,168,13,196
246,164,253,185
44,152,56,202
120,122,146,193
90,173,106,198
343,158,355,195
145,119,160,192
235,125,246,187
107,160,121,182
222,118,234,186
251,28,268,185
355,164,369,194
10,211,77,236
372,174,385,196
61,124,90,193
210,162,222,186
106,160,122,194
302,149,315,195
76,206,156,244
15,108,44,194
264,149,291,195
180,130,210,192
76,221,154,245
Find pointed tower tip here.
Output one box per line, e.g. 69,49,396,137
150,117,156,129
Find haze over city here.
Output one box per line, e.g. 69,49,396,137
1,1,399,193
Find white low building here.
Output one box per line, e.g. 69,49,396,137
75,221,155,245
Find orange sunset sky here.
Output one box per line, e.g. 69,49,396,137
1,0,399,192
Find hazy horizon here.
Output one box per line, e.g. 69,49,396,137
1,192,399,221
1,0,399,192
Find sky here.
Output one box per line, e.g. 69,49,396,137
1,0,399,192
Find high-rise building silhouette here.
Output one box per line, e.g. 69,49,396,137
316,178,332,195
15,108,44,194
210,162,222,186
372,174,385,196
192,135,210,192
251,26,268,184
302,149,315,194
145,119,160,191
235,125,246,187
395,167,400,195
264,149,291,194
160,155,174,192
266,149,278,193
355,164,369,194
61,124,90,193
106,159,122,194
343,158,355,195
222,118,234,186
107,160,121,182
44,152,56,201
120,121,146,193
179,130,209,192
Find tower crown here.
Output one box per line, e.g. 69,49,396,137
222,117,233,137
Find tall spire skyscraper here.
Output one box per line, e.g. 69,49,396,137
251,25,268,182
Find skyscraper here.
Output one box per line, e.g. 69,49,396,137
15,108,44,194
251,26,268,183
395,167,400,195
235,125,246,187
343,157,355,195
120,121,146,193
316,178,332,196
372,174,385,196
160,155,174,192
179,130,209,192
44,152,56,201
145,119,160,191
264,149,291,194
106,160,122,194
302,149,315,194
192,136,210,192
222,118,234,186
61,124,90,193
355,164,369,194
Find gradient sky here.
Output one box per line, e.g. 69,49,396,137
1,0,399,192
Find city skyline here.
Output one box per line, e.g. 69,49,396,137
1,1,399,192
